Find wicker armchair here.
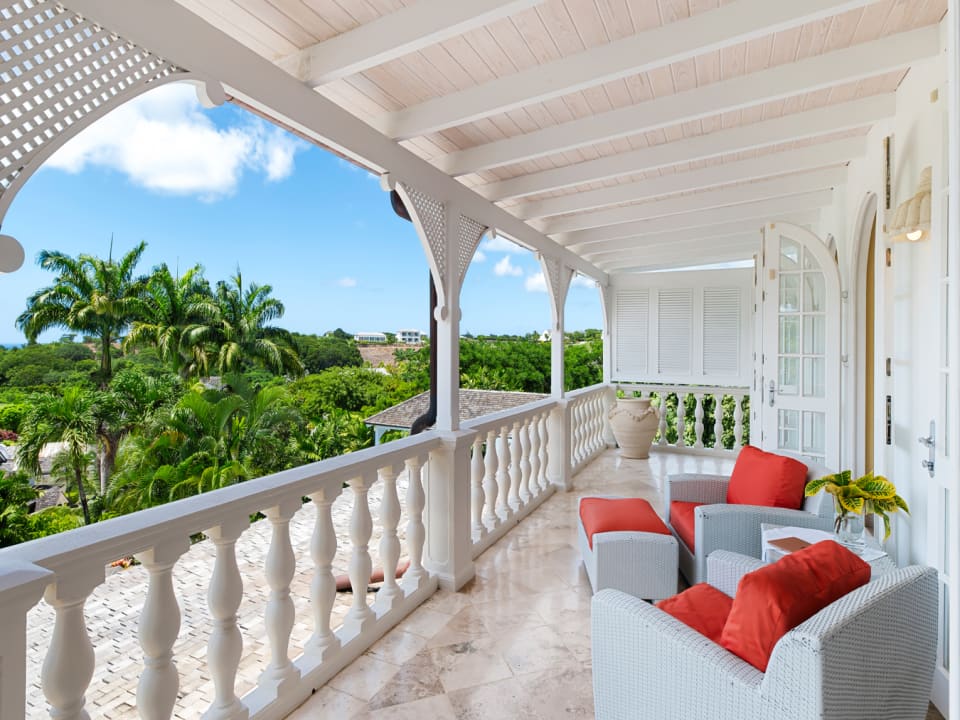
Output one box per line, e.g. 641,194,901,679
666,455,834,584
592,551,939,720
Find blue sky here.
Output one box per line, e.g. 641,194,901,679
0,83,601,346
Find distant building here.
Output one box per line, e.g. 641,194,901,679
397,329,423,345
539,329,551,342
354,332,387,343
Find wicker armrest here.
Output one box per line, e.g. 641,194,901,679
706,550,766,597
665,473,729,505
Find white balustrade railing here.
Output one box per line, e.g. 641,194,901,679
615,383,750,455
0,433,443,720
463,398,558,557
567,384,613,474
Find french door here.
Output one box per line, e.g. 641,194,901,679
758,222,842,469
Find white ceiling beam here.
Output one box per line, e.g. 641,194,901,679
596,235,760,270
602,244,761,272
578,212,819,260
382,0,885,139
539,167,845,235
440,26,936,176
517,138,863,219
483,94,892,201
276,0,543,87
64,0,604,282
559,190,832,247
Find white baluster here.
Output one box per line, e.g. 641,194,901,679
202,519,248,720
403,455,428,588
482,430,500,529
657,391,668,445
519,418,532,506
497,426,512,521
306,485,341,661
528,416,541,499
41,567,103,720
470,437,487,540
676,392,687,448
377,464,403,610
538,412,550,491
734,394,745,449
261,499,301,696
344,473,375,635
136,540,189,720
694,393,705,449
714,394,725,450
509,420,522,511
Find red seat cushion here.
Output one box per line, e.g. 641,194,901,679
726,445,808,509
579,497,671,549
719,540,871,671
656,583,733,644
669,501,703,552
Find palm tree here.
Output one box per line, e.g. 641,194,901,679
202,271,304,377
17,241,148,386
17,387,98,524
125,263,217,377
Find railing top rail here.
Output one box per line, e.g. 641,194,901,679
0,431,443,575
616,382,749,394
565,382,609,400
461,397,557,435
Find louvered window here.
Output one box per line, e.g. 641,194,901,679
614,290,649,377
703,288,741,376
658,289,693,374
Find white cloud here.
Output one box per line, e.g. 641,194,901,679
525,272,547,293
494,255,523,277
482,235,527,254
572,274,596,288
338,277,357,288
46,83,307,199
473,249,487,263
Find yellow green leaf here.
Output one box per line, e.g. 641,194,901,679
837,494,864,514
804,476,834,496
855,477,896,500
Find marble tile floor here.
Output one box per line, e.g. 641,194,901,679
288,450,738,719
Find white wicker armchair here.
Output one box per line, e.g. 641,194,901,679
666,456,834,584
592,551,939,720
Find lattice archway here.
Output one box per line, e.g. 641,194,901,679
0,0,193,226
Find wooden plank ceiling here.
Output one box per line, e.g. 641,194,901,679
175,0,946,272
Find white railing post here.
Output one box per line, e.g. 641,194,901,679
377,463,403,611
518,419,532,507
136,539,189,720
676,391,687,448
496,426,513,521
528,417,541,498
714,394,725,450
202,518,249,720
423,431,476,590
305,485,342,662
694,393,705,449
482,430,500,530
602,385,617,447
470,437,487,540
344,472,376,636
260,499,302,698
0,563,53,720
509,420,522,511
734,393,745,449
403,455,429,590
548,400,572,490
41,565,104,720
539,411,551,491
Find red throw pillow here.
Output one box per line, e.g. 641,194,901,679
719,540,871,671
579,498,671,549
726,445,808,509
656,583,733,644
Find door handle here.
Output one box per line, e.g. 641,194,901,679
918,420,935,477
768,380,775,407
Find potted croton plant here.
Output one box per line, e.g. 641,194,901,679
804,470,909,546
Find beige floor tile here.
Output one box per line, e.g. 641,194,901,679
446,677,541,720
358,693,457,720
494,625,579,675
286,686,367,719
328,655,401,702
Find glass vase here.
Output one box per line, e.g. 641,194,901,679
833,499,865,552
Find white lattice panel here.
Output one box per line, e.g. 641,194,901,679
0,0,186,217
457,214,486,285
542,255,572,317
399,181,447,292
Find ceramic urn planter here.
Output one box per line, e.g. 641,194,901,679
609,398,660,459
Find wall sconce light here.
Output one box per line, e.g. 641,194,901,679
888,166,932,242
0,234,24,273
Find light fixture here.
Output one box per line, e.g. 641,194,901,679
888,166,932,242
0,234,24,273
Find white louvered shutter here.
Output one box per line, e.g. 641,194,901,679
658,289,693,375
703,288,741,376
614,290,649,378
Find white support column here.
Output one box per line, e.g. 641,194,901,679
435,204,461,433
599,282,614,384
0,563,53,720
541,255,575,489
423,430,476,590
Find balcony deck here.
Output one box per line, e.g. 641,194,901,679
286,449,735,719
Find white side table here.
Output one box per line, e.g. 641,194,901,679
760,523,897,579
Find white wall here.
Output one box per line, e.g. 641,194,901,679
825,47,948,567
